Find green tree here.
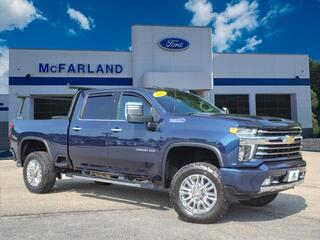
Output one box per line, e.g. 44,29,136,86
311,89,319,110
310,59,320,136
310,59,320,94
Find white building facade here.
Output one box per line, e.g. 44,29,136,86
7,25,312,147
0,94,9,151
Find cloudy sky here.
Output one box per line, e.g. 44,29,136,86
0,0,320,93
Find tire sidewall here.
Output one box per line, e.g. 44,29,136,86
170,163,227,223
23,151,55,193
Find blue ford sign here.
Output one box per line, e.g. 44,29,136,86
159,38,189,51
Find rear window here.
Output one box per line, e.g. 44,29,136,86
82,94,116,119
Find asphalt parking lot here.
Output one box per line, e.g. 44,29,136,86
1,151,320,240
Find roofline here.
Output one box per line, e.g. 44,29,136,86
132,24,211,30
9,47,131,53
9,49,308,58
213,52,309,57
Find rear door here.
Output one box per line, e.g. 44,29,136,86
68,92,117,170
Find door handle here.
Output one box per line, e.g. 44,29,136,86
111,128,122,133
72,127,82,131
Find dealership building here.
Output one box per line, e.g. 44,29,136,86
0,25,313,150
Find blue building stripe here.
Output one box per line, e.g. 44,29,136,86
9,77,310,86
0,107,9,111
9,77,133,86
214,78,310,86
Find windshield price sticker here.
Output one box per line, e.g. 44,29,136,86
153,91,167,97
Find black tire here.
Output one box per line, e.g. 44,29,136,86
94,181,111,185
240,193,278,207
23,151,56,193
169,162,229,224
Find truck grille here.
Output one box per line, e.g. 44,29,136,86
254,127,302,159
257,128,302,136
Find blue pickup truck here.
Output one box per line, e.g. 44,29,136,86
10,87,306,223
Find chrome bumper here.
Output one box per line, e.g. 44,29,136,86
259,180,304,194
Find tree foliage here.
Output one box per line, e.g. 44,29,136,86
311,89,319,110
310,59,320,137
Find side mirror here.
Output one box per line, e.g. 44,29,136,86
126,102,153,123
222,107,229,114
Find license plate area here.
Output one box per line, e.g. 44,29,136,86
285,170,300,182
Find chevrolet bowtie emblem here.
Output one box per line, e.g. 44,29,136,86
283,135,295,144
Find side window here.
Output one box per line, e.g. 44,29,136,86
117,94,151,120
82,94,116,119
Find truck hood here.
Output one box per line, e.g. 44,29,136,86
190,113,300,129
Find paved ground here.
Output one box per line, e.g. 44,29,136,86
1,151,320,239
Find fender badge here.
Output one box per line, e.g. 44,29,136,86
169,118,186,123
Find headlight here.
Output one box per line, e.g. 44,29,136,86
229,127,257,161
229,127,257,136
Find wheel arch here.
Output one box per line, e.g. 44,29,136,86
161,142,224,187
19,137,52,166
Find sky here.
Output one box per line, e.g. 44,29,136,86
0,0,320,93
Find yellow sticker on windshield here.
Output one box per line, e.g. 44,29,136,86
153,91,167,97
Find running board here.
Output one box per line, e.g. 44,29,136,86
66,173,157,189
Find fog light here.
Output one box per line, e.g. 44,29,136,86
238,144,255,161
262,177,272,186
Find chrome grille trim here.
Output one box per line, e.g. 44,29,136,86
240,136,302,145
255,150,300,156
258,130,302,134
257,145,301,150
257,127,302,136
253,127,302,159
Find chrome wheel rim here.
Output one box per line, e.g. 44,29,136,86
26,160,42,187
179,174,217,214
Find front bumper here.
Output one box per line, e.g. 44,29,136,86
221,159,306,200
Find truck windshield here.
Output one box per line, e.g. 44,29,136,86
149,89,222,115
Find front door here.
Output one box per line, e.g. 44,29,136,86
106,92,161,178
69,92,117,170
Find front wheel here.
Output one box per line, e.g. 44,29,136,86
169,162,229,224
23,151,56,193
240,193,278,207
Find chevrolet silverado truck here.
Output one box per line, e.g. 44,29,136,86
10,88,306,223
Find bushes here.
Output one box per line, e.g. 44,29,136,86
312,113,320,136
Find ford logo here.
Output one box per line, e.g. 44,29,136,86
159,38,189,51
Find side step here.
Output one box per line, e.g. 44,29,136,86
55,162,70,168
66,173,158,189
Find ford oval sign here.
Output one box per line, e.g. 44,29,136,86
159,38,189,51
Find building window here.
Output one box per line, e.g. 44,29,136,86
256,94,292,119
34,97,73,119
215,95,249,114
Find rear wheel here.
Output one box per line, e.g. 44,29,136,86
23,151,56,193
240,193,278,207
169,162,228,224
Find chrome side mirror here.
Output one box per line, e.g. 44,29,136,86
125,102,153,123
222,107,229,114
